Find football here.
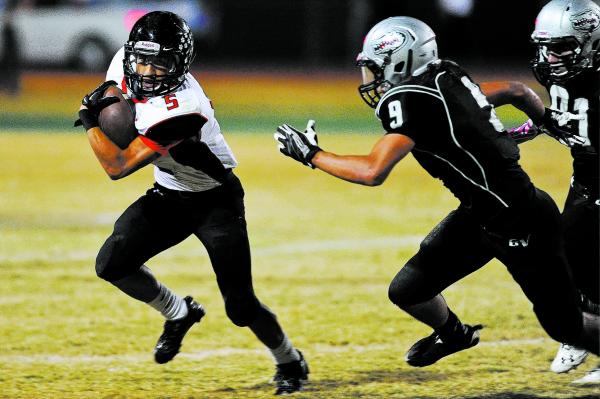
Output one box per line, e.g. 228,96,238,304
98,85,137,150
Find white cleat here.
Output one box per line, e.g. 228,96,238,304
550,343,589,373
572,366,600,385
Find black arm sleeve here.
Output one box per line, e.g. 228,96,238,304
145,114,208,145
168,137,231,183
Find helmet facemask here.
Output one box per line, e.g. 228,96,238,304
357,57,393,108
531,35,592,84
124,41,187,97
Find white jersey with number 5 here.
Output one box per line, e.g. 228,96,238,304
105,48,237,192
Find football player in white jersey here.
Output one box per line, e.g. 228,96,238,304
75,11,308,395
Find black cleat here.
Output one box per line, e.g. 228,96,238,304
405,324,483,367
154,296,205,364
580,293,600,315
273,350,309,395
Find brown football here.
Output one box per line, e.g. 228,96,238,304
98,85,137,150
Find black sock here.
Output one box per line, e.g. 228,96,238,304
435,310,464,341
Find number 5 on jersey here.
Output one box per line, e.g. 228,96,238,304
164,94,179,111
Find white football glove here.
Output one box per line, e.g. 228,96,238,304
274,120,321,168
538,107,587,147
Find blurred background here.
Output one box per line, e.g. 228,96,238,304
0,0,553,131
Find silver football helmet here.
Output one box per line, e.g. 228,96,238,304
531,0,600,84
356,16,439,108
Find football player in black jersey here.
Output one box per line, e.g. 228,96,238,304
275,16,600,368
481,0,600,383
76,12,308,395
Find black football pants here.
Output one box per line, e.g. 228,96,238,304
388,188,585,346
95,172,262,327
562,180,600,304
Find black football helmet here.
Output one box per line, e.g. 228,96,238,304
123,11,195,97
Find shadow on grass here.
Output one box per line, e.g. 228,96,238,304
212,368,447,396
213,368,599,399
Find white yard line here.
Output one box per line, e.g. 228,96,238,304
1,338,551,364
0,235,423,264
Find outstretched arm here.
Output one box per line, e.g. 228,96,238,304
311,134,414,186
480,81,586,147
275,120,414,186
480,81,545,121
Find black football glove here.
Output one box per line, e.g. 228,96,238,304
535,107,586,147
274,120,321,168
74,80,119,130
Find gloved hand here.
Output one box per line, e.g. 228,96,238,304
507,119,540,144
274,120,322,168
74,80,119,130
535,107,586,147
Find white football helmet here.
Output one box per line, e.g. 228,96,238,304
356,16,439,108
531,0,600,84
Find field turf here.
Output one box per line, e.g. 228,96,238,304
0,73,598,398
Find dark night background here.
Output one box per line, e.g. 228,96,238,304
200,0,550,74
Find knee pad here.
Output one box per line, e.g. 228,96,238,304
224,293,260,327
388,260,436,307
95,233,135,282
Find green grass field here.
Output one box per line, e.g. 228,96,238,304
0,71,597,398
0,128,598,398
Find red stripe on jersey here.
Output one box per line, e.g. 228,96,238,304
132,96,149,104
139,135,182,156
139,135,168,156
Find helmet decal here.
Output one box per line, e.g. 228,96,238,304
535,30,551,39
373,31,407,55
134,41,160,53
570,9,600,32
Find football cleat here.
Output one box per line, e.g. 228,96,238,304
572,365,600,385
580,293,600,316
273,350,309,395
405,324,483,367
154,296,205,364
550,343,589,373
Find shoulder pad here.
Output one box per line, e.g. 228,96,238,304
135,87,204,134
376,84,442,118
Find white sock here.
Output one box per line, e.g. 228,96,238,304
269,334,301,364
147,284,188,320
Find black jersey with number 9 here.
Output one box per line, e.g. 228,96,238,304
376,61,535,223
